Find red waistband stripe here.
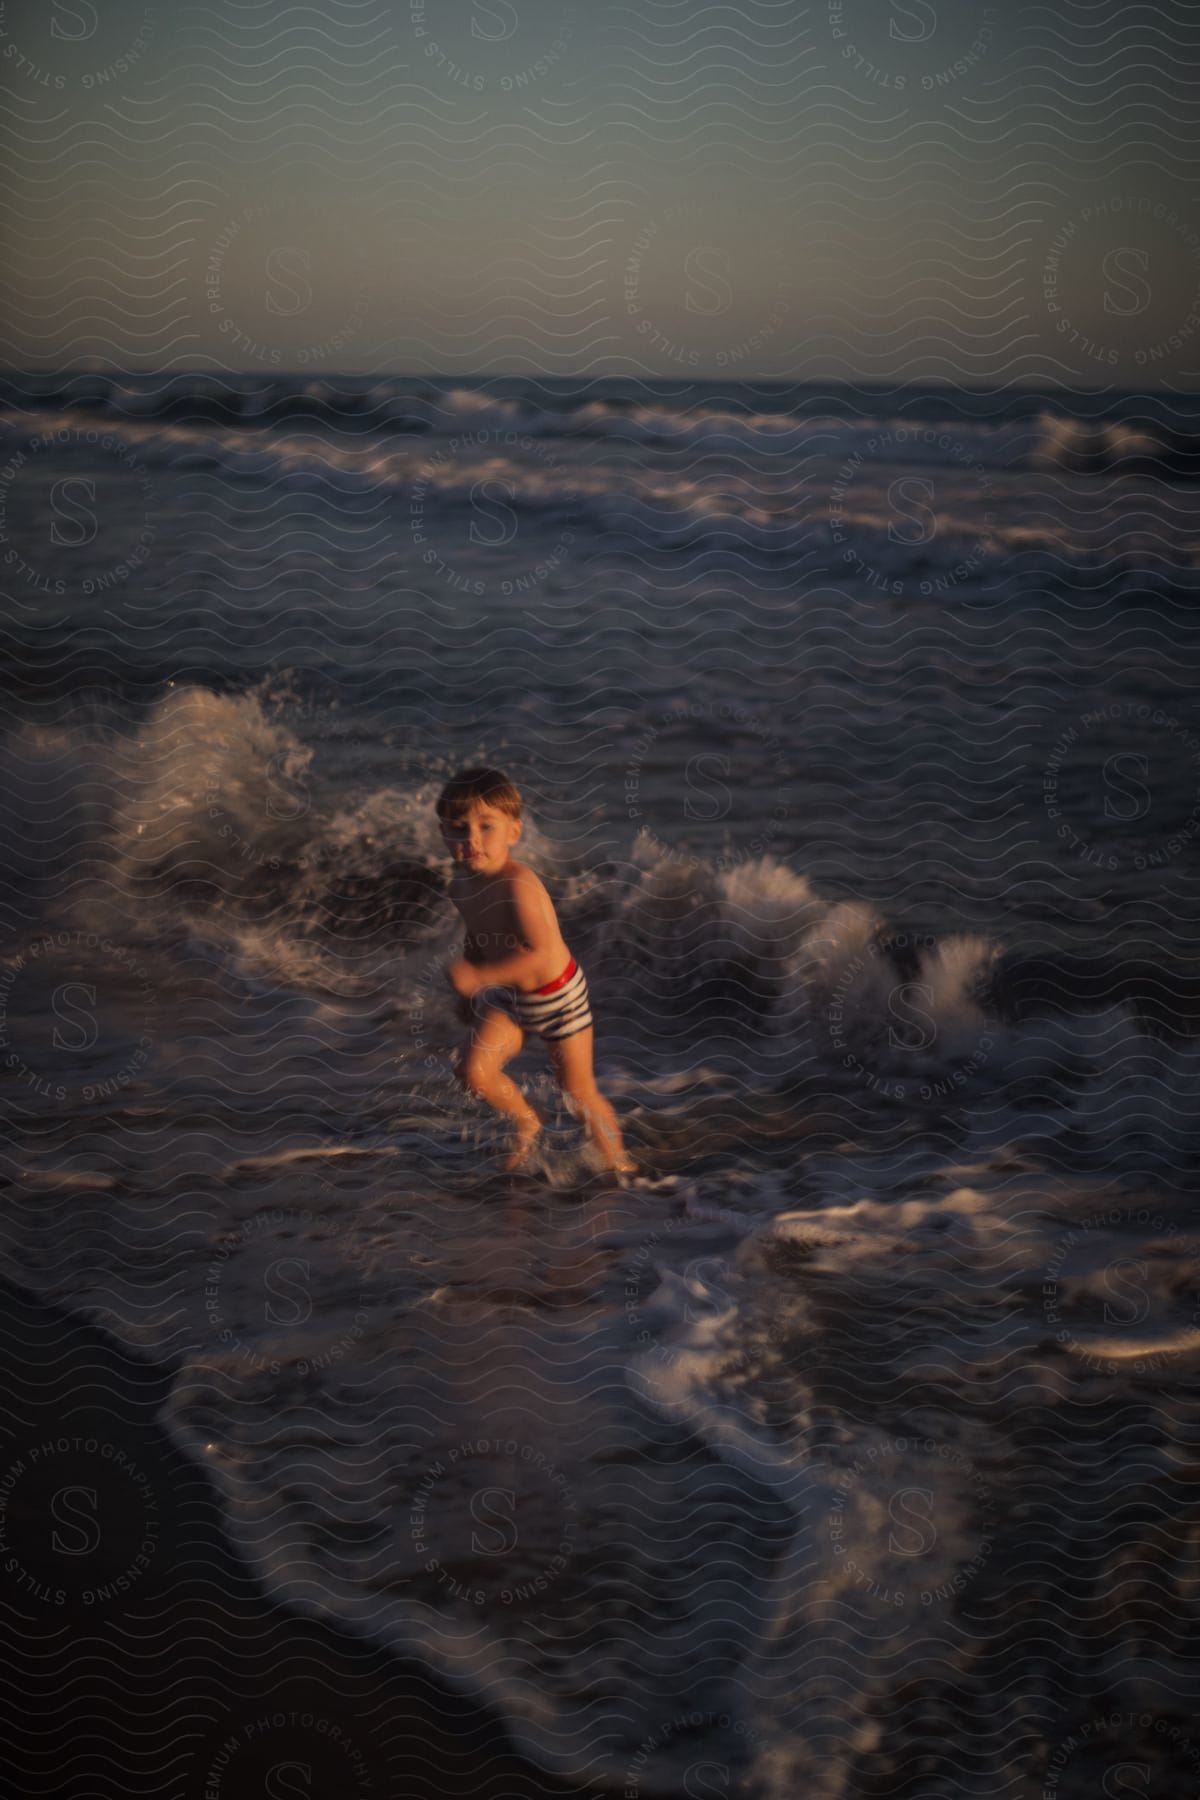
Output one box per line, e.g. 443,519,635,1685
532,956,577,995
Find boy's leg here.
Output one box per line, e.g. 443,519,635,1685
547,1026,637,1174
456,1005,543,1167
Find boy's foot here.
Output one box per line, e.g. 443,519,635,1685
501,1126,542,1173
596,1152,639,1177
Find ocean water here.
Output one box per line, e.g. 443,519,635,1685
2,374,1200,1797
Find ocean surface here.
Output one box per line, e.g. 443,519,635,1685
2,372,1200,1797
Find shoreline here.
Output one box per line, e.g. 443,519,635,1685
0,1278,596,1800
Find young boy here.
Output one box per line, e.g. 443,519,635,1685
437,766,636,1176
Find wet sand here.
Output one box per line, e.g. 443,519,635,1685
0,1279,599,1800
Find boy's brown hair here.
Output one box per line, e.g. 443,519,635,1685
435,766,523,822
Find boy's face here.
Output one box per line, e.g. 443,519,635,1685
440,800,521,874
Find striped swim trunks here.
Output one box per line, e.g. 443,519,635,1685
511,956,593,1042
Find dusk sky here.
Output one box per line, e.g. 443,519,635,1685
2,0,1198,384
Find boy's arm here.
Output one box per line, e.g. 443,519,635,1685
443,878,479,1010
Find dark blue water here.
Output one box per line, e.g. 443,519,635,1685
3,373,1200,1796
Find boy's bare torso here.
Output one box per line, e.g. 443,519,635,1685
448,859,570,993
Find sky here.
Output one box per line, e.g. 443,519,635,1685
1,0,1198,385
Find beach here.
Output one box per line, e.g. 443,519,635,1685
2,373,1200,1795
0,1278,588,1799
